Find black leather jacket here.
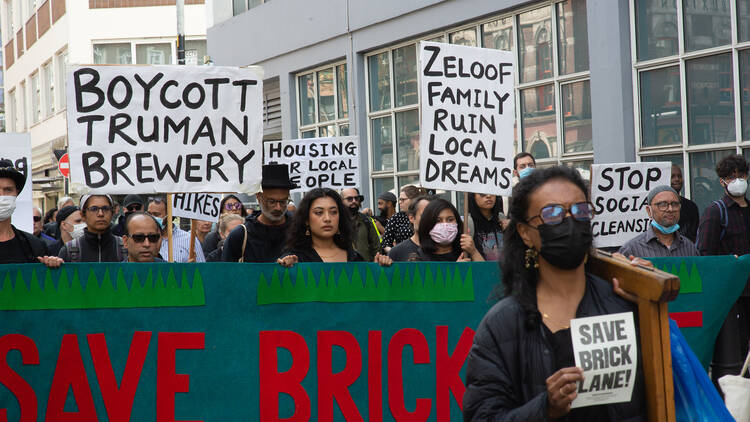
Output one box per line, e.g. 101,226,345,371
463,274,646,421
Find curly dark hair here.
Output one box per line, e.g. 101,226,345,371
716,154,749,179
417,198,463,257
286,188,352,251
502,165,589,330
220,194,248,217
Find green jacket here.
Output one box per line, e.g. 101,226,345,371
351,212,380,262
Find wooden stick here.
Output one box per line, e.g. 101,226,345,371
463,191,469,234
188,219,196,262
167,193,173,262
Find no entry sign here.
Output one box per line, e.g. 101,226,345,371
58,153,70,178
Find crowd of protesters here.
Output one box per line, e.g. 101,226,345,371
2,149,750,419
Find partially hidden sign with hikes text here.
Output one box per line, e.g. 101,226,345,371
171,193,222,223
264,136,359,192
1,134,33,233
571,312,638,408
66,65,264,194
590,162,671,248
419,41,515,196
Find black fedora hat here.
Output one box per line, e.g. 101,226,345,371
261,163,297,190
0,159,26,194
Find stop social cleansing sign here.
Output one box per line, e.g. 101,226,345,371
66,65,264,194
419,41,516,196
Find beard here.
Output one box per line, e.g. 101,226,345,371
378,208,388,218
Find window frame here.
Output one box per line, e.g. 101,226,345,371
42,60,54,118
294,60,349,138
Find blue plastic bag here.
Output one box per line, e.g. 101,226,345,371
671,319,734,421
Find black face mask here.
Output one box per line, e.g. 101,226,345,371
537,217,592,270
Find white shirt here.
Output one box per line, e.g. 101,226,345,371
159,225,205,263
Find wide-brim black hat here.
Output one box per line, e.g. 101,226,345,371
261,163,298,190
0,159,26,194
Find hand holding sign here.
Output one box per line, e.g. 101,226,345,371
546,367,584,418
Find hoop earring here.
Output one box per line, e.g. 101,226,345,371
305,226,310,236
525,247,539,269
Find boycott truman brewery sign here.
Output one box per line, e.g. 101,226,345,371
66,65,264,194
1,134,33,233
264,136,359,193
419,41,515,196
590,162,671,248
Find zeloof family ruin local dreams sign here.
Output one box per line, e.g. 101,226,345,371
66,65,264,194
419,41,515,196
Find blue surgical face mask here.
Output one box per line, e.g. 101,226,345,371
519,167,535,179
153,216,164,229
651,220,680,234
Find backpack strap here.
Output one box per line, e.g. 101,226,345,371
368,216,382,242
713,200,728,240
69,238,81,263
115,236,127,262
239,223,248,263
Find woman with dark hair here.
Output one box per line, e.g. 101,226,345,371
463,166,646,421
380,185,427,252
467,193,505,261
278,188,392,266
204,194,248,255
415,198,483,262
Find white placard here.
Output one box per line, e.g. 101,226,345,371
590,162,671,248
66,65,264,194
264,136,359,193
419,41,515,195
571,312,638,408
171,193,222,223
0,134,33,233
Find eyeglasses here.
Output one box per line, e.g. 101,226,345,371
33,216,42,222
86,206,113,214
224,202,243,210
263,198,291,207
526,202,595,225
398,197,409,202
343,195,364,203
652,201,681,211
129,233,161,243
126,204,143,212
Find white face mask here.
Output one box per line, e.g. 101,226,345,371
726,178,748,197
0,196,17,221
67,223,86,240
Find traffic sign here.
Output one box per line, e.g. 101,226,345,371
58,153,69,178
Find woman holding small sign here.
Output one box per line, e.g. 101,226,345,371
463,166,646,421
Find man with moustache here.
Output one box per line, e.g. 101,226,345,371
341,187,380,262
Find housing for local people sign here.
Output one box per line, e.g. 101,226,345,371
590,162,671,248
1,134,33,233
264,136,359,192
419,41,515,196
66,65,264,194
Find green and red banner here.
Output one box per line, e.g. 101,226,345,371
0,258,745,421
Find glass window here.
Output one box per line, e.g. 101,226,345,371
686,53,735,145
371,116,393,171
318,124,335,137
18,82,26,131
690,149,733,212
337,64,348,119
184,40,207,66
741,49,750,141
482,17,513,51
449,28,477,46
683,0,731,52
373,177,395,209
30,73,39,124
561,80,592,153
395,110,419,172
56,51,67,111
317,68,335,122
339,124,349,136
298,73,315,127
233,0,246,16
521,85,557,158
635,0,678,61
301,130,315,139
42,61,54,117
393,45,417,108
565,160,593,181
640,66,682,147
93,43,132,64
519,6,553,83
557,0,589,75
136,43,172,65
6,90,14,132
642,154,685,193
740,0,750,42
369,52,391,111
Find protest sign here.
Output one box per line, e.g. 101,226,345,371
571,312,638,408
171,193,222,223
590,162,671,248
419,41,515,196
0,134,33,233
264,136,359,192
66,65,264,194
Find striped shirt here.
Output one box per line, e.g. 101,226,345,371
618,223,699,258
159,225,206,263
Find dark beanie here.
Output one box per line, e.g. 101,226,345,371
647,185,678,205
56,206,80,224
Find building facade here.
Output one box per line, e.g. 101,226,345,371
208,0,750,214
1,0,207,211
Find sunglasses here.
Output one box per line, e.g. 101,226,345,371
527,202,595,226
129,233,161,243
343,195,364,203
86,206,113,214
33,216,42,222
224,202,243,210
126,204,143,212
147,196,166,204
